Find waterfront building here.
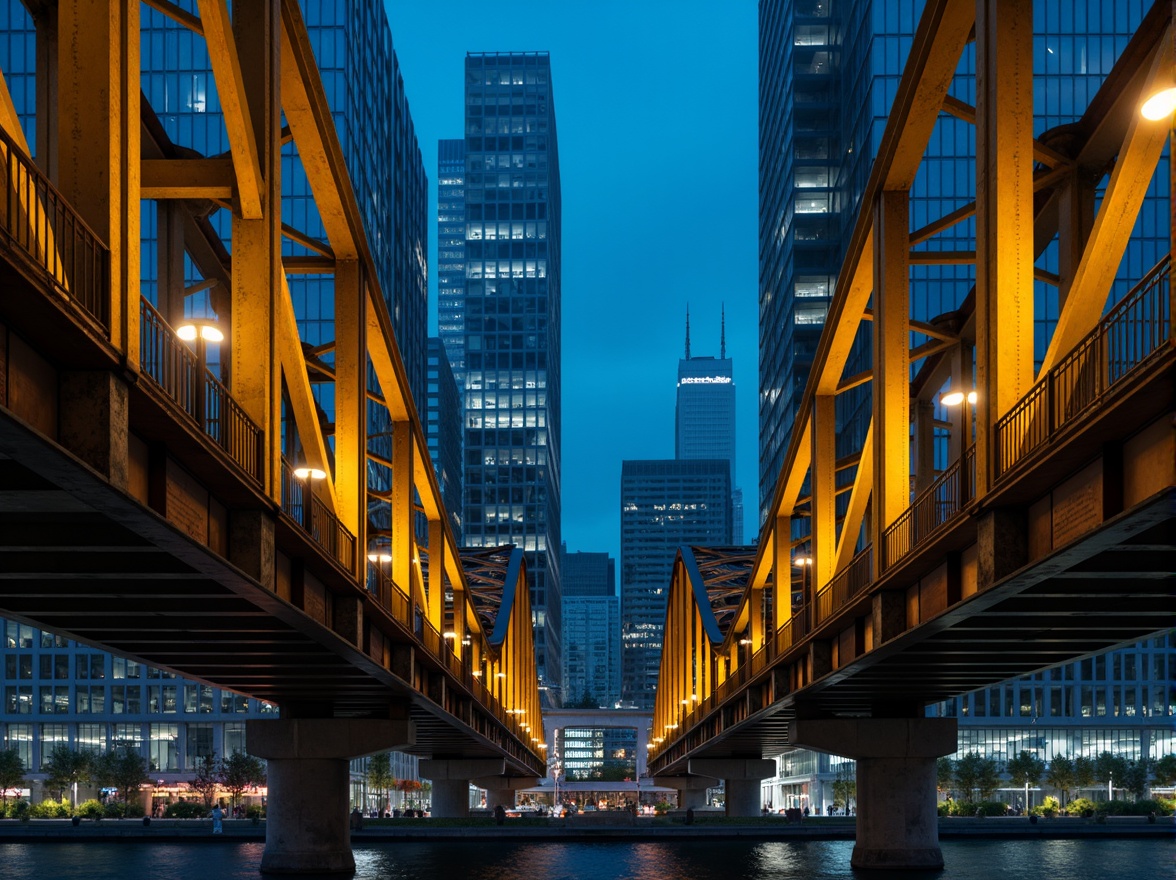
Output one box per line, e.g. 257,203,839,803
560,547,620,708
761,636,1176,813
426,338,463,542
620,461,732,710
2,618,275,808
452,51,563,699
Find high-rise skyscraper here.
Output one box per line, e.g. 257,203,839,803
676,308,741,543
620,460,732,709
426,338,463,542
452,52,563,698
560,546,620,708
757,0,1169,521
437,138,468,381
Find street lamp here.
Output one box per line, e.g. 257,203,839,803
1141,88,1176,120
794,554,813,630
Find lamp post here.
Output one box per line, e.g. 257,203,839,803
176,319,223,428
794,554,813,632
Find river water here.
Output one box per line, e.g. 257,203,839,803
1,838,1171,879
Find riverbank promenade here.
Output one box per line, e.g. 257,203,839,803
0,815,1169,844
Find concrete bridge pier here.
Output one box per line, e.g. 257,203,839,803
248,719,413,875
472,774,541,811
652,775,718,810
419,759,502,816
687,759,776,817
790,717,957,870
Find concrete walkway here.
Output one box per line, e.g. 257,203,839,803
0,814,1169,844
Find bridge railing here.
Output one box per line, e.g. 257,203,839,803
881,444,975,571
140,298,264,485
279,457,357,574
997,256,1171,477
0,127,108,331
815,546,874,626
366,561,527,737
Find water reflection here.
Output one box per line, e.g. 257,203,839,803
1,837,1168,879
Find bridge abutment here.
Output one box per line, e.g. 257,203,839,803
247,719,413,875
687,759,776,818
790,717,957,870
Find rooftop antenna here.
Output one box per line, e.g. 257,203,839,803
721,304,727,359
685,305,691,359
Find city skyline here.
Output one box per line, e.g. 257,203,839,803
385,1,760,561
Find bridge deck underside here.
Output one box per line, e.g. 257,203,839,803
660,490,1174,768
0,418,505,763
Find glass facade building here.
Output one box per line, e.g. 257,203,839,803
426,337,463,542
561,548,620,708
757,0,1169,520
2,619,275,805
454,52,563,698
437,138,468,379
620,460,732,710
676,313,741,543
761,636,1176,812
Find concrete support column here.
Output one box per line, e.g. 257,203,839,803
725,778,762,817
652,774,718,811
247,718,412,875
469,772,540,813
430,779,471,818
420,759,517,819
484,787,516,810
678,786,708,810
687,759,775,818
790,717,957,870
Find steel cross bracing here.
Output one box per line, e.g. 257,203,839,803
0,0,543,776
649,0,1175,775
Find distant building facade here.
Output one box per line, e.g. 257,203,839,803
620,460,732,710
561,547,620,708
761,636,1176,813
436,138,468,381
451,51,563,699
426,337,463,542
676,310,741,543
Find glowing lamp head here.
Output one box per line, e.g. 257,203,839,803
793,555,813,568
443,631,458,640
1141,87,1176,120
941,389,977,407
176,321,224,343
293,466,327,481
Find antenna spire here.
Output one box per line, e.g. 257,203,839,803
685,305,691,359
721,304,726,359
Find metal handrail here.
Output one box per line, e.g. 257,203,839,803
140,298,263,484
279,457,357,575
996,255,1171,477
0,126,108,330
882,443,976,571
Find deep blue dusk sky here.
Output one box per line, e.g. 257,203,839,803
384,1,760,562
